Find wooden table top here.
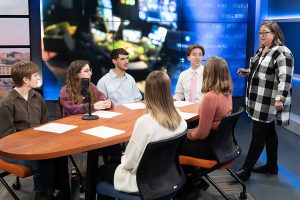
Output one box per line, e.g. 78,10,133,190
0,103,199,160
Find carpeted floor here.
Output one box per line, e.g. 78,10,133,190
0,153,254,200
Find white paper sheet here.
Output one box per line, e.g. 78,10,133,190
81,126,125,139
122,102,145,110
174,101,194,107
34,123,78,134
178,111,198,120
91,110,122,118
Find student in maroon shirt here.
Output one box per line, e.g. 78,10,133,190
60,60,112,117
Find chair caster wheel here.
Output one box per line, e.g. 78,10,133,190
12,183,21,190
239,192,247,199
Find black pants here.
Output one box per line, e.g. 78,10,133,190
243,120,278,170
180,138,215,175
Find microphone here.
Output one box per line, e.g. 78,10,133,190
80,78,89,97
80,78,99,120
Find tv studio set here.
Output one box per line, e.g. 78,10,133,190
0,0,300,199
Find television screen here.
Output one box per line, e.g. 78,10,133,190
40,0,248,100
123,29,142,43
0,18,30,45
0,0,28,15
139,0,178,28
148,25,168,47
0,78,13,98
0,48,31,75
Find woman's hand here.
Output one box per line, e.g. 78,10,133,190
275,101,284,111
103,99,112,109
94,99,112,110
237,68,250,77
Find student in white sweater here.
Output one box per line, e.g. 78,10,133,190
98,71,187,193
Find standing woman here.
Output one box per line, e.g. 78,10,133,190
60,60,112,117
236,20,294,181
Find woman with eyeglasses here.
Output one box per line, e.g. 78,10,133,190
236,20,294,181
60,60,112,117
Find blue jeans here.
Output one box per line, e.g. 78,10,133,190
1,157,56,195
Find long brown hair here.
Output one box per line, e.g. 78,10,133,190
202,57,233,94
260,20,285,45
144,71,181,131
65,60,96,104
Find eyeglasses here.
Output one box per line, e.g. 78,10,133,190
258,31,272,36
83,68,92,73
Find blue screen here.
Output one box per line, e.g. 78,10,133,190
41,0,248,100
278,21,300,75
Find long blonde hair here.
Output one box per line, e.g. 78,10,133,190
144,71,181,131
202,57,233,94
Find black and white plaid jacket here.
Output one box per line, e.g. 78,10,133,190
246,44,294,125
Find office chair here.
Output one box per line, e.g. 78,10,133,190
179,107,247,200
96,129,188,200
0,159,32,200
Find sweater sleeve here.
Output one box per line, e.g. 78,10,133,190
188,93,217,140
121,116,151,171
275,47,294,98
92,83,114,109
59,86,89,116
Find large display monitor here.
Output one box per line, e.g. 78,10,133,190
139,0,177,28
40,0,249,100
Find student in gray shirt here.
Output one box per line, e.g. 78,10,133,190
97,48,142,104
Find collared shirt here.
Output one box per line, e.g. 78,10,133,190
97,69,142,105
173,65,204,103
0,89,48,138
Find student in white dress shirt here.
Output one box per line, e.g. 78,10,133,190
97,48,142,105
173,44,205,103
97,71,187,193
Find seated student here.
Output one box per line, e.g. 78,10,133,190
0,61,69,200
173,44,205,103
60,60,112,117
60,60,119,163
178,57,233,199
97,48,142,105
98,71,187,193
